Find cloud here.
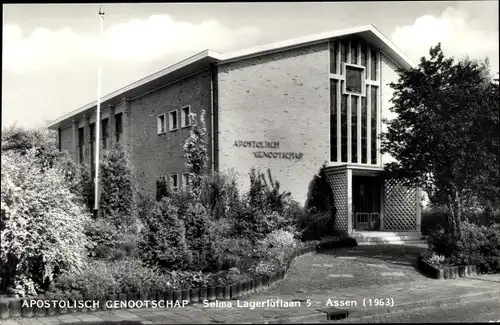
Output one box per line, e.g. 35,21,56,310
391,7,499,72
3,14,261,74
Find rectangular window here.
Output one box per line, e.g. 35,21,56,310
371,86,378,164
156,176,168,201
181,106,191,128
371,50,378,81
330,79,338,162
340,40,347,75
361,91,368,164
351,96,358,163
345,65,364,95
115,113,123,142
329,40,338,74
102,118,109,149
90,123,95,173
78,127,85,163
341,88,348,163
157,114,166,134
169,110,178,131
182,173,190,189
350,40,358,65
361,42,368,68
169,174,179,192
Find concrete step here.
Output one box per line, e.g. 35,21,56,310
353,235,425,241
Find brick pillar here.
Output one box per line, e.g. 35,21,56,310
72,119,78,162
84,114,90,165
108,105,115,148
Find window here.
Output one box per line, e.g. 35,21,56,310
102,118,109,149
361,90,368,164
330,79,338,162
115,113,123,142
370,86,378,164
329,40,338,74
157,114,166,134
182,173,190,189
351,96,358,163
345,65,364,95
370,50,378,81
169,110,178,131
78,127,85,163
169,174,179,192
350,40,358,64
90,123,95,174
181,106,191,128
341,88,348,163
156,176,168,200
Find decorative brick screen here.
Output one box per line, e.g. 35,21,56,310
383,178,417,231
327,172,348,232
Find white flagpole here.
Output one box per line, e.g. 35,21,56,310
94,5,105,213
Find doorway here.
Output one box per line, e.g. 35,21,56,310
353,176,381,230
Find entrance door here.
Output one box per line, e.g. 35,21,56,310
353,176,381,230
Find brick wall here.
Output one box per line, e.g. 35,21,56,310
128,69,212,197
217,43,330,205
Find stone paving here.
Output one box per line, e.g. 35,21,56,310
3,245,500,325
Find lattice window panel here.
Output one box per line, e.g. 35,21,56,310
383,178,417,231
326,172,348,232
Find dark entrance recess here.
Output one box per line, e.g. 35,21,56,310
353,176,381,230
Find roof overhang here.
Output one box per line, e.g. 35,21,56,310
48,24,415,130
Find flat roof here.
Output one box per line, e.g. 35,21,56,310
48,24,415,130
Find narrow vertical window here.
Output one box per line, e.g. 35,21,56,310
169,110,178,131
361,42,367,68
351,96,358,163
341,85,348,163
351,39,358,65
330,79,338,162
90,123,95,176
170,174,179,192
181,106,191,128
371,50,378,81
78,127,85,163
361,92,367,164
182,173,190,189
157,114,166,134
340,40,347,75
371,86,378,164
330,41,338,74
102,118,109,149
156,176,168,201
115,113,123,142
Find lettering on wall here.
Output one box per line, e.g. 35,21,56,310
233,140,303,160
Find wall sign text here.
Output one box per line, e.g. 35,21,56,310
234,140,303,160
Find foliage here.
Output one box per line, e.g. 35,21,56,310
247,168,292,214
259,230,297,250
50,259,173,298
139,197,193,271
305,162,335,214
183,109,209,198
381,43,500,238
297,211,336,241
1,149,90,296
248,261,277,277
97,143,138,231
427,220,500,273
200,170,241,220
180,202,224,272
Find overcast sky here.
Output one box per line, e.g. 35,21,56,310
3,2,499,129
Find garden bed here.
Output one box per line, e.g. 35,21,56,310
417,254,482,279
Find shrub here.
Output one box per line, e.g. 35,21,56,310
201,170,241,220
84,218,121,259
220,238,254,257
50,259,172,298
139,197,193,271
305,162,334,214
97,143,138,231
298,211,336,241
183,110,209,198
259,230,297,250
181,202,223,272
1,149,90,296
248,261,277,277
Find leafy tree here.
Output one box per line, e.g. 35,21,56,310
305,162,335,214
1,149,89,296
97,143,138,231
183,109,209,198
381,43,500,238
